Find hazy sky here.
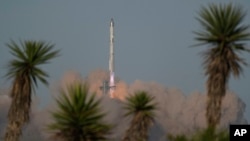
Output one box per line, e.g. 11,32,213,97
1,0,250,122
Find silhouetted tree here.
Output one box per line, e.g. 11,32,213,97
122,91,156,141
194,3,250,129
47,83,111,141
4,40,59,141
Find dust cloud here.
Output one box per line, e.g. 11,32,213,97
0,69,247,141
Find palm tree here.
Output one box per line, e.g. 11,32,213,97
4,40,59,141
47,83,111,141
194,3,250,129
122,91,156,141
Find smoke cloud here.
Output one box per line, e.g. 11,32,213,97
0,69,247,141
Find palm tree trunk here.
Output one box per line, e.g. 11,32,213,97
206,92,225,129
122,114,150,141
206,56,229,129
4,75,31,141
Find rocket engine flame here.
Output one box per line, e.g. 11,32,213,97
110,72,115,98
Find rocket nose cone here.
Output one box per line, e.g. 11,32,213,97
110,18,114,26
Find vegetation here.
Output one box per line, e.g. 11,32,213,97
4,40,59,141
122,91,156,141
168,127,229,141
47,83,111,141
1,2,249,141
194,3,250,129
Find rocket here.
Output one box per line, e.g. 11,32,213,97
109,18,115,98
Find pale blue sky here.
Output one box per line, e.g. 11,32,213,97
0,0,250,121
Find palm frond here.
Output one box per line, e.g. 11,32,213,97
4,40,59,141
122,91,157,141
193,3,250,129
194,3,250,47
47,83,111,141
124,91,156,117
5,40,60,89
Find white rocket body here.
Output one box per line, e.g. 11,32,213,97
109,18,115,98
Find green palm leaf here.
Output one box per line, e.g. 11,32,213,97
47,83,111,141
193,3,250,129
4,40,59,141
6,40,59,88
122,91,156,141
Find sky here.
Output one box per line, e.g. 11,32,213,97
0,0,250,123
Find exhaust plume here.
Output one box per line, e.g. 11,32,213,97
0,69,247,140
